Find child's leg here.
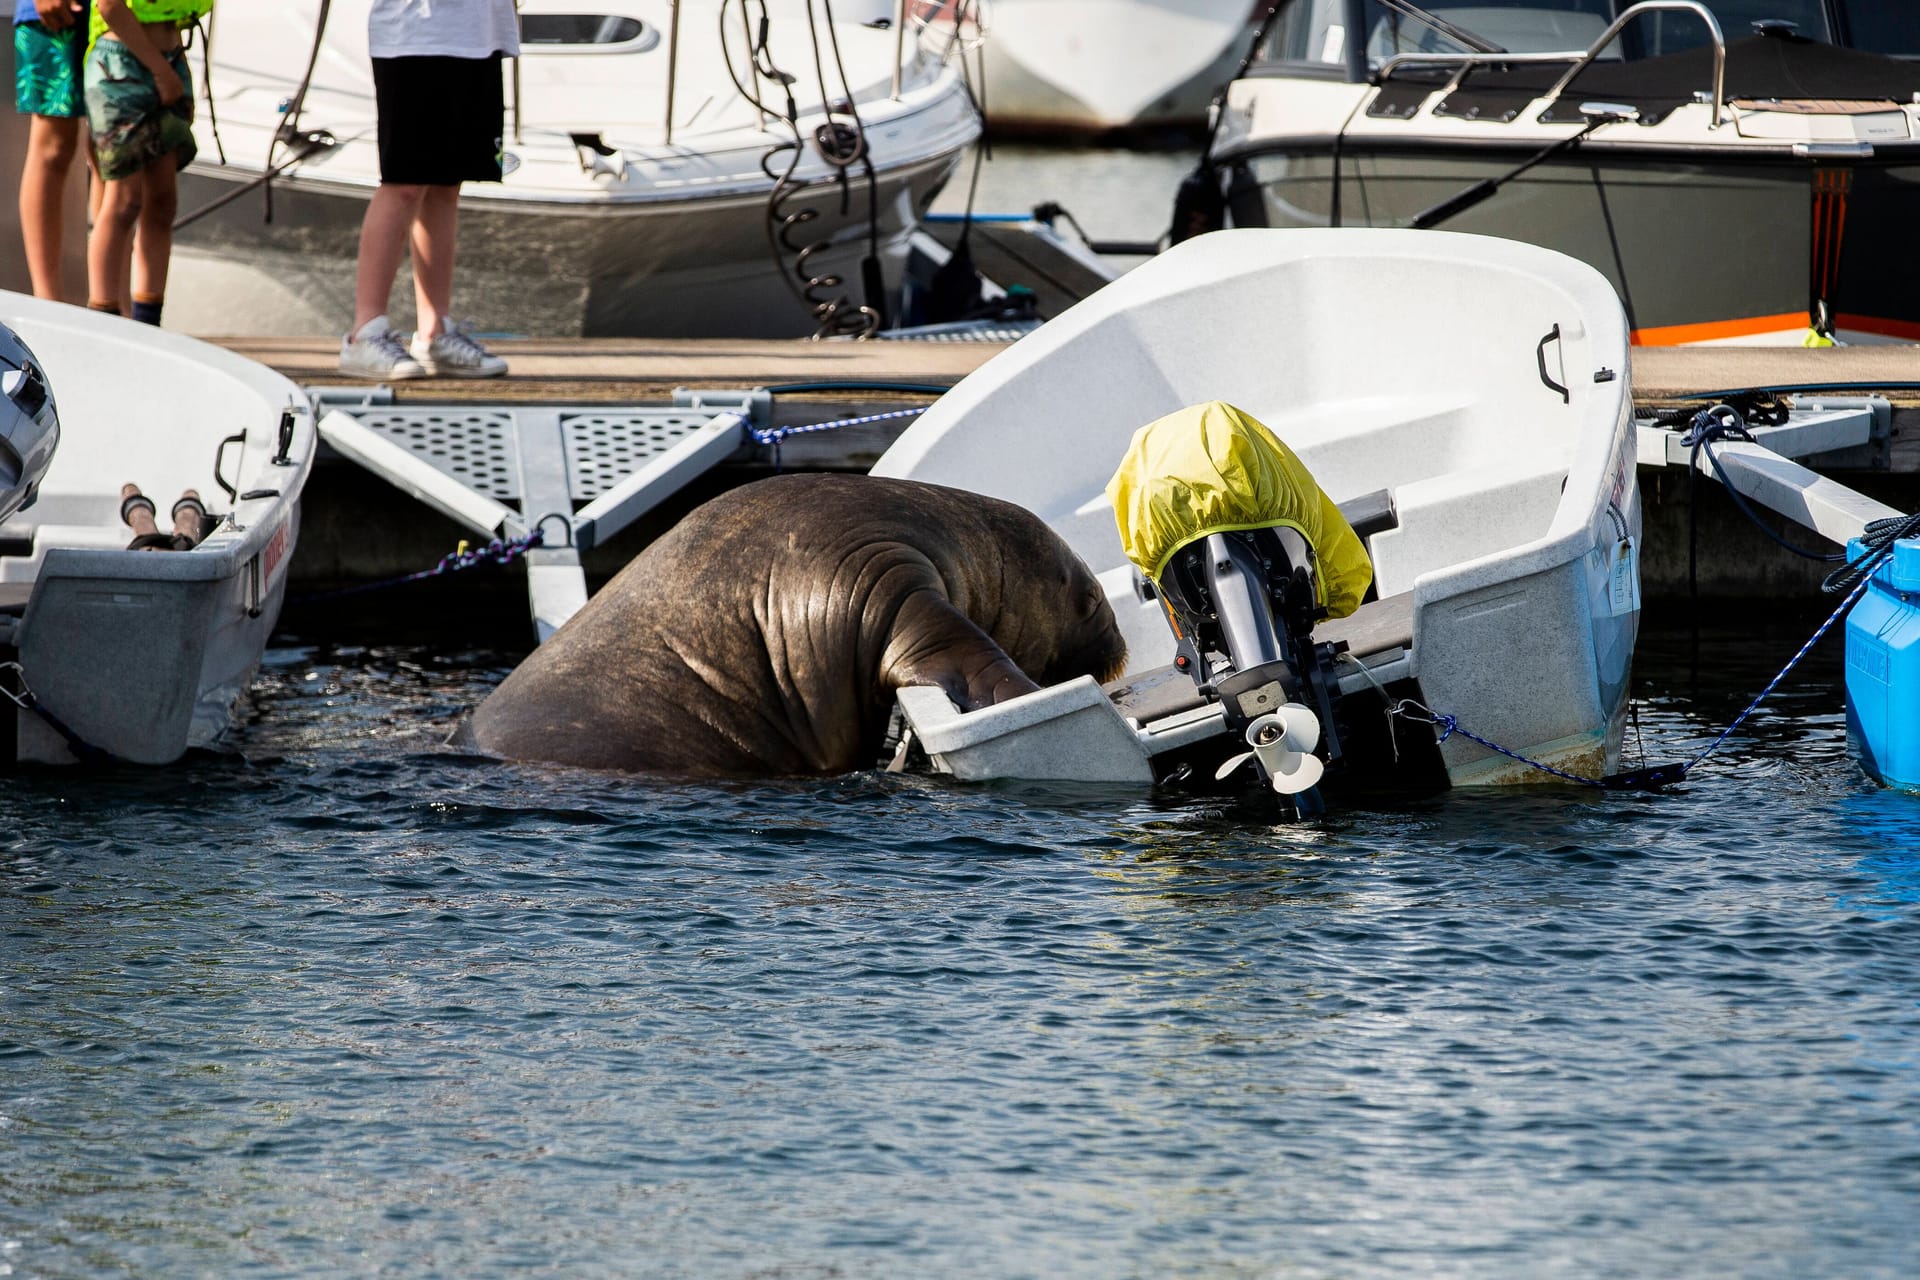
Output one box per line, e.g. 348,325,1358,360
17,114,81,300
409,183,461,340
352,181,429,333
129,159,179,325
87,177,143,314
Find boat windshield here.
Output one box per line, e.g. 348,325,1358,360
1253,1,1920,72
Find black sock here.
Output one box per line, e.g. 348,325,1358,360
131,297,163,326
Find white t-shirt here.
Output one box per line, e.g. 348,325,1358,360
368,0,522,61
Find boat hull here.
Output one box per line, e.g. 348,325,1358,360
876,227,1641,790
1225,144,1920,345
0,295,316,766
976,1,1253,135
169,151,966,339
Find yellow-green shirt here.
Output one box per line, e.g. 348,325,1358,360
87,0,212,51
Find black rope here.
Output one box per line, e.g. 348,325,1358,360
0,663,116,764
1823,511,1920,596
1682,404,1844,563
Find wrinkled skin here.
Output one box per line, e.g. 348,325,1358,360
465,473,1129,775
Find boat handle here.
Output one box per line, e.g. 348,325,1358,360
1536,324,1570,403
273,408,297,466
213,431,245,502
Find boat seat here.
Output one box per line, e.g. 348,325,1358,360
1318,589,1413,660
1367,455,1568,598
1106,664,1209,724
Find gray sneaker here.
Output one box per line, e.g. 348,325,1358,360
410,319,508,379
340,315,427,380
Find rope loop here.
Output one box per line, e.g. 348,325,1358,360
1681,403,1843,564
292,529,546,605
1822,510,1920,596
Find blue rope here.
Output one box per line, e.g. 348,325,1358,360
1390,555,1885,789
292,530,546,604
1391,700,1606,788
751,405,926,471
1679,565,1874,773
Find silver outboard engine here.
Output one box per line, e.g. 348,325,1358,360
1155,525,1349,809
1108,401,1373,812
0,323,60,525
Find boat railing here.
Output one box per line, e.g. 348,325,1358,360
1376,0,1728,129
658,1,916,143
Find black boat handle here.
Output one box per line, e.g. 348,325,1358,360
1537,324,1569,403
213,431,245,502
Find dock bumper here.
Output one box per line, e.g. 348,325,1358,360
1846,538,1920,789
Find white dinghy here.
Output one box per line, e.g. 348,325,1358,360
873,227,1642,797
0,294,315,766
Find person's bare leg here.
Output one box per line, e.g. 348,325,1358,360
18,115,81,301
120,483,158,538
352,182,428,334
171,489,206,543
87,177,143,313
409,183,460,341
129,160,179,323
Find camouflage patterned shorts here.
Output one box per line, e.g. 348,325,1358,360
83,39,195,181
13,20,85,119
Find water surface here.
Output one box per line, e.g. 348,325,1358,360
3,615,1918,1278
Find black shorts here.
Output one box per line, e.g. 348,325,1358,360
371,54,504,185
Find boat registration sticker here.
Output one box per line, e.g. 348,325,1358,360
1607,538,1639,616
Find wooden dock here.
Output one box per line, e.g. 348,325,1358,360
213,335,1920,607
219,333,1920,405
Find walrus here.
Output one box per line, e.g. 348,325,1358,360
465,473,1128,775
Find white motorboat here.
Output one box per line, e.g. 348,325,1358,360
169,0,980,338
0,292,315,766
1196,0,1920,345
947,0,1263,135
873,227,1642,798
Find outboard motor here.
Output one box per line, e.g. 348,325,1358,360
1108,401,1371,811
0,323,60,525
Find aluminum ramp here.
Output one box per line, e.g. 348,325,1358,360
317,391,766,641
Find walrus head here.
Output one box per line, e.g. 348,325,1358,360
956,490,1129,693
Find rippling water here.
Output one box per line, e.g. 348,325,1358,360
3,612,1919,1279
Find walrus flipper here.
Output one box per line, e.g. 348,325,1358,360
881,590,1042,712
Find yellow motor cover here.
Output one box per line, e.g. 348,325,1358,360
1105,400,1371,620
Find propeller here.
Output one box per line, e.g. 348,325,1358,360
1212,704,1325,794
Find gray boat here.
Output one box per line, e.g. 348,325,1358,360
1196,0,1920,345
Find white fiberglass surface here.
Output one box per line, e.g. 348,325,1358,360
204,1,929,141
877,229,1626,627
0,303,289,529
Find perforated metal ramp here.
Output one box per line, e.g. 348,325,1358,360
348,405,728,505
318,395,762,642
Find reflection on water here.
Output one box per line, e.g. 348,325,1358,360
2,614,1918,1278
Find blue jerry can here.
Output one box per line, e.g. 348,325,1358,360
1846,538,1920,789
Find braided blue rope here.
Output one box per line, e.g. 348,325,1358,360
1390,555,1882,788
752,405,927,471
293,530,546,603
1680,562,1874,773
1391,700,1606,788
